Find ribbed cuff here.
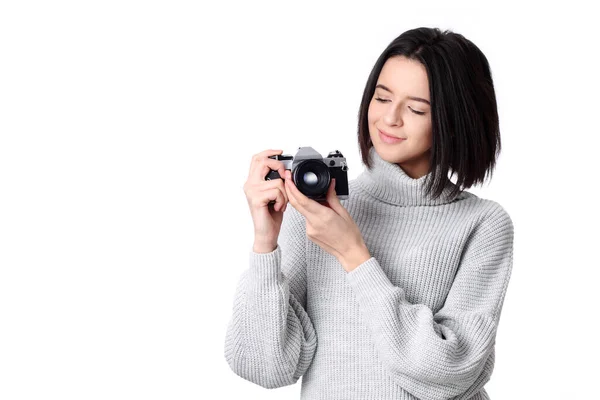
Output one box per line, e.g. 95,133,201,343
345,257,397,304
248,244,282,290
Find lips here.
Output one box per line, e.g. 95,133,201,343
378,129,405,140
378,129,406,144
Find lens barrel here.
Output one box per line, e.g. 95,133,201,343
293,159,331,197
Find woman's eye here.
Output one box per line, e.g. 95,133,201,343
409,106,426,115
375,98,426,115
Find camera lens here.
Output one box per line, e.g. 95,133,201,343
292,159,331,197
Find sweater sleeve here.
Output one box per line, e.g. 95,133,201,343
224,205,317,389
345,204,514,400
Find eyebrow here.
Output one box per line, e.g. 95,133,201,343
375,84,430,105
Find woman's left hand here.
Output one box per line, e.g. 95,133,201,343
283,170,371,272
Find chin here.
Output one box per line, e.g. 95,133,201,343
372,143,425,171
371,140,402,161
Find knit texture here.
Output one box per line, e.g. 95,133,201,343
224,147,514,400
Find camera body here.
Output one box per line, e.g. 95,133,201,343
266,146,349,203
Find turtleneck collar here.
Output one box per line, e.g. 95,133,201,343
354,146,465,207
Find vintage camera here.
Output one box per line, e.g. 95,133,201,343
266,146,349,203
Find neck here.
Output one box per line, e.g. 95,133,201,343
355,147,463,207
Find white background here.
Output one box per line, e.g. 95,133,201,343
1,1,598,399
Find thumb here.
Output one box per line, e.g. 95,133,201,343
326,178,344,213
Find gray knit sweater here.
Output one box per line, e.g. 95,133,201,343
224,147,514,400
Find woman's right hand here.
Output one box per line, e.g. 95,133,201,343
243,149,290,252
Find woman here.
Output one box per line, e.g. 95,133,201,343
224,27,514,400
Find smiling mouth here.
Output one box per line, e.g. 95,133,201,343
378,129,406,140
378,130,406,143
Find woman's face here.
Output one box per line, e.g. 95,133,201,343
368,56,433,179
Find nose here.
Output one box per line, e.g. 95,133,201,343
382,105,403,127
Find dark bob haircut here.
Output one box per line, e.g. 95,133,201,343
357,27,501,200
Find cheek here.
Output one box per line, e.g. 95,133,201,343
367,102,379,124
415,116,432,134
417,125,433,147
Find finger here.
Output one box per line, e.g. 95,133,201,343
252,169,286,189
245,174,282,194
325,178,343,214
283,171,305,216
249,149,283,172
249,148,283,172
248,149,286,182
284,170,327,221
250,159,287,184
268,181,289,212
250,149,283,164
256,187,286,212
284,174,299,210
255,181,289,211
